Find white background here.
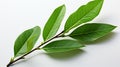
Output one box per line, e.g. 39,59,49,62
0,0,120,67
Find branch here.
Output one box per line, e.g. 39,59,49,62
7,31,64,67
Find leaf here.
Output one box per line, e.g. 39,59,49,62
43,5,66,41
10,57,14,62
69,23,116,42
14,26,41,57
43,39,84,53
64,0,104,32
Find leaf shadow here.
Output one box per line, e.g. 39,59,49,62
94,15,115,23
10,32,116,66
84,32,116,45
11,49,85,66
45,49,85,60
10,58,28,66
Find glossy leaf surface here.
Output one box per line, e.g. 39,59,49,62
14,26,41,57
69,23,116,42
64,0,104,32
43,39,84,53
43,5,66,41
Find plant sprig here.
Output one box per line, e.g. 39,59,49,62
7,0,116,67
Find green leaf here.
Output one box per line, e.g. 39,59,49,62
69,23,116,42
14,26,41,57
64,0,104,32
10,57,14,62
43,5,66,41
43,39,84,53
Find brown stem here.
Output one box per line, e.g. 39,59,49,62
7,31,64,67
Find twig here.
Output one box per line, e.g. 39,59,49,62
7,31,64,67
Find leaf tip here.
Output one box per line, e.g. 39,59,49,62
61,4,65,7
113,25,117,28
34,26,40,29
59,4,66,10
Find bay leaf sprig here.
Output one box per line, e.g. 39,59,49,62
7,0,116,67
